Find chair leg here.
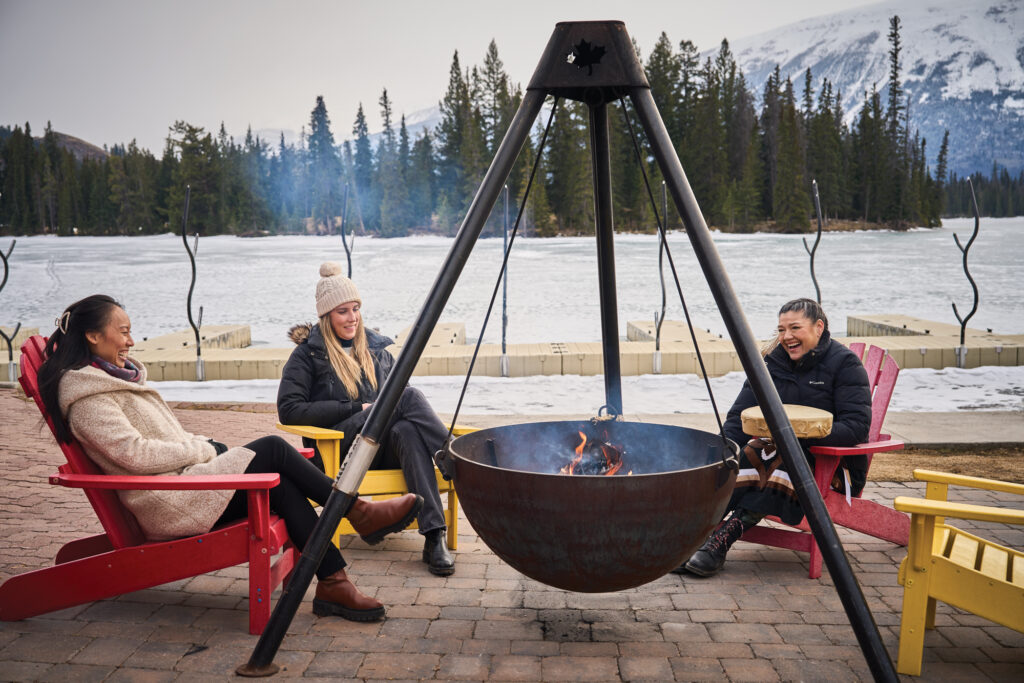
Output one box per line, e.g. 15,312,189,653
897,574,930,676
447,487,458,551
897,514,937,676
807,540,823,579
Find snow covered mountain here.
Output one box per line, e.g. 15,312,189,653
716,0,1024,176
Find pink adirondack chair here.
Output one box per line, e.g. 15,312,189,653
741,344,909,578
0,336,300,634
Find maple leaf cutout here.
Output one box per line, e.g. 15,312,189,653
569,39,606,76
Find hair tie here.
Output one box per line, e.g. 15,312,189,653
55,311,70,334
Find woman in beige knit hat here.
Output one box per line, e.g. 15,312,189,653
277,262,456,576
40,294,424,622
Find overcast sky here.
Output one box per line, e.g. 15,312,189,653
1,0,885,154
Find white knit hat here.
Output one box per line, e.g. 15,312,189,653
315,262,361,316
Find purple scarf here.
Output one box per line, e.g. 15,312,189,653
90,355,141,383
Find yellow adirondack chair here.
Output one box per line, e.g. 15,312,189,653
893,469,1024,676
277,423,475,549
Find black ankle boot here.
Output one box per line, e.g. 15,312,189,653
422,528,455,576
681,516,747,577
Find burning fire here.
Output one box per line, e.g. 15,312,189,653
559,430,631,476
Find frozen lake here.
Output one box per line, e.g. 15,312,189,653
6,218,1021,412
2,217,1022,347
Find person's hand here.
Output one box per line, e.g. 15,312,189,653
362,403,372,410
208,439,228,455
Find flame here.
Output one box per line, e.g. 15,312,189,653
560,430,632,476
600,443,623,476
559,431,587,475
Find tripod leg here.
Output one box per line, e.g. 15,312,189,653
239,88,547,677
628,87,897,683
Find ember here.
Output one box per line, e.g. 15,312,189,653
559,430,630,475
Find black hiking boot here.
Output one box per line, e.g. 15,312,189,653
680,516,747,577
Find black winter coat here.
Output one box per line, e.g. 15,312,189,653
277,322,395,429
722,331,872,491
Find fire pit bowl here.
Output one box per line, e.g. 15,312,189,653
447,420,737,592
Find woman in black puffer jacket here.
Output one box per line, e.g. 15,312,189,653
277,263,455,576
679,298,871,577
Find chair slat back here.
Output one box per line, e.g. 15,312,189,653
847,341,866,361
867,346,900,443
863,344,885,391
19,336,146,547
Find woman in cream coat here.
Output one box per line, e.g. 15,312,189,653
39,294,422,622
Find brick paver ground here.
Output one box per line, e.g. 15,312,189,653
1,388,1021,681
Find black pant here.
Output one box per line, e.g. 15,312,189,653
325,386,449,535
216,435,344,579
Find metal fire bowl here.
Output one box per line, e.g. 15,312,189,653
448,421,737,592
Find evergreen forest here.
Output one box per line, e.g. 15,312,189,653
1,18,1020,238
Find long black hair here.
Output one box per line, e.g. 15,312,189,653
762,298,830,356
38,294,124,443
778,297,829,332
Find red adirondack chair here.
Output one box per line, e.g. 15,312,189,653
0,335,299,634
741,344,909,578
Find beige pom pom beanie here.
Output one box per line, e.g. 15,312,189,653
315,262,361,316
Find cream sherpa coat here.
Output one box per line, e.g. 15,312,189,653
58,359,255,541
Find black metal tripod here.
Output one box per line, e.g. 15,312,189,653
240,21,896,681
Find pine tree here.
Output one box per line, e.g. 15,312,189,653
307,96,341,233
688,57,726,225
883,15,908,224
734,121,764,230
544,99,592,233
759,67,781,219
377,90,411,236
351,103,377,232
479,40,514,155
772,79,811,231
646,33,683,142
435,51,474,232
933,129,949,216
166,121,219,235
609,98,649,232
675,39,701,151
408,130,436,230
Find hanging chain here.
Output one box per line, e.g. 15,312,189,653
443,96,562,443
616,96,730,443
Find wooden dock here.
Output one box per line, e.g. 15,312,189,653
2,316,1021,382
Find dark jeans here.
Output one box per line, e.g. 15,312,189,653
216,435,344,579
326,386,449,534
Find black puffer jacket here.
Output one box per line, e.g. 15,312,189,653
723,331,872,490
276,322,395,428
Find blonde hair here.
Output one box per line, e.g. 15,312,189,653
319,313,378,398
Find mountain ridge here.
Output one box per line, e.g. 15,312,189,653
712,0,1024,175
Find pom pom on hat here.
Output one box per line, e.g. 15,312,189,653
316,262,361,317
320,261,343,277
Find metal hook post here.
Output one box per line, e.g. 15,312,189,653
805,180,823,304
340,182,353,277
653,181,668,374
501,184,510,377
0,240,22,379
180,186,205,381
952,178,981,368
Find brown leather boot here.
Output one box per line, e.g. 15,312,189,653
347,493,423,545
312,569,385,621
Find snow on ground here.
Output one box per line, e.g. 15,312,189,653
152,365,1024,414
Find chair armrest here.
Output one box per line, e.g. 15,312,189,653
276,423,344,440
279,422,477,439
893,496,1024,525
912,469,1024,496
50,472,280,491
810,438,905,457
